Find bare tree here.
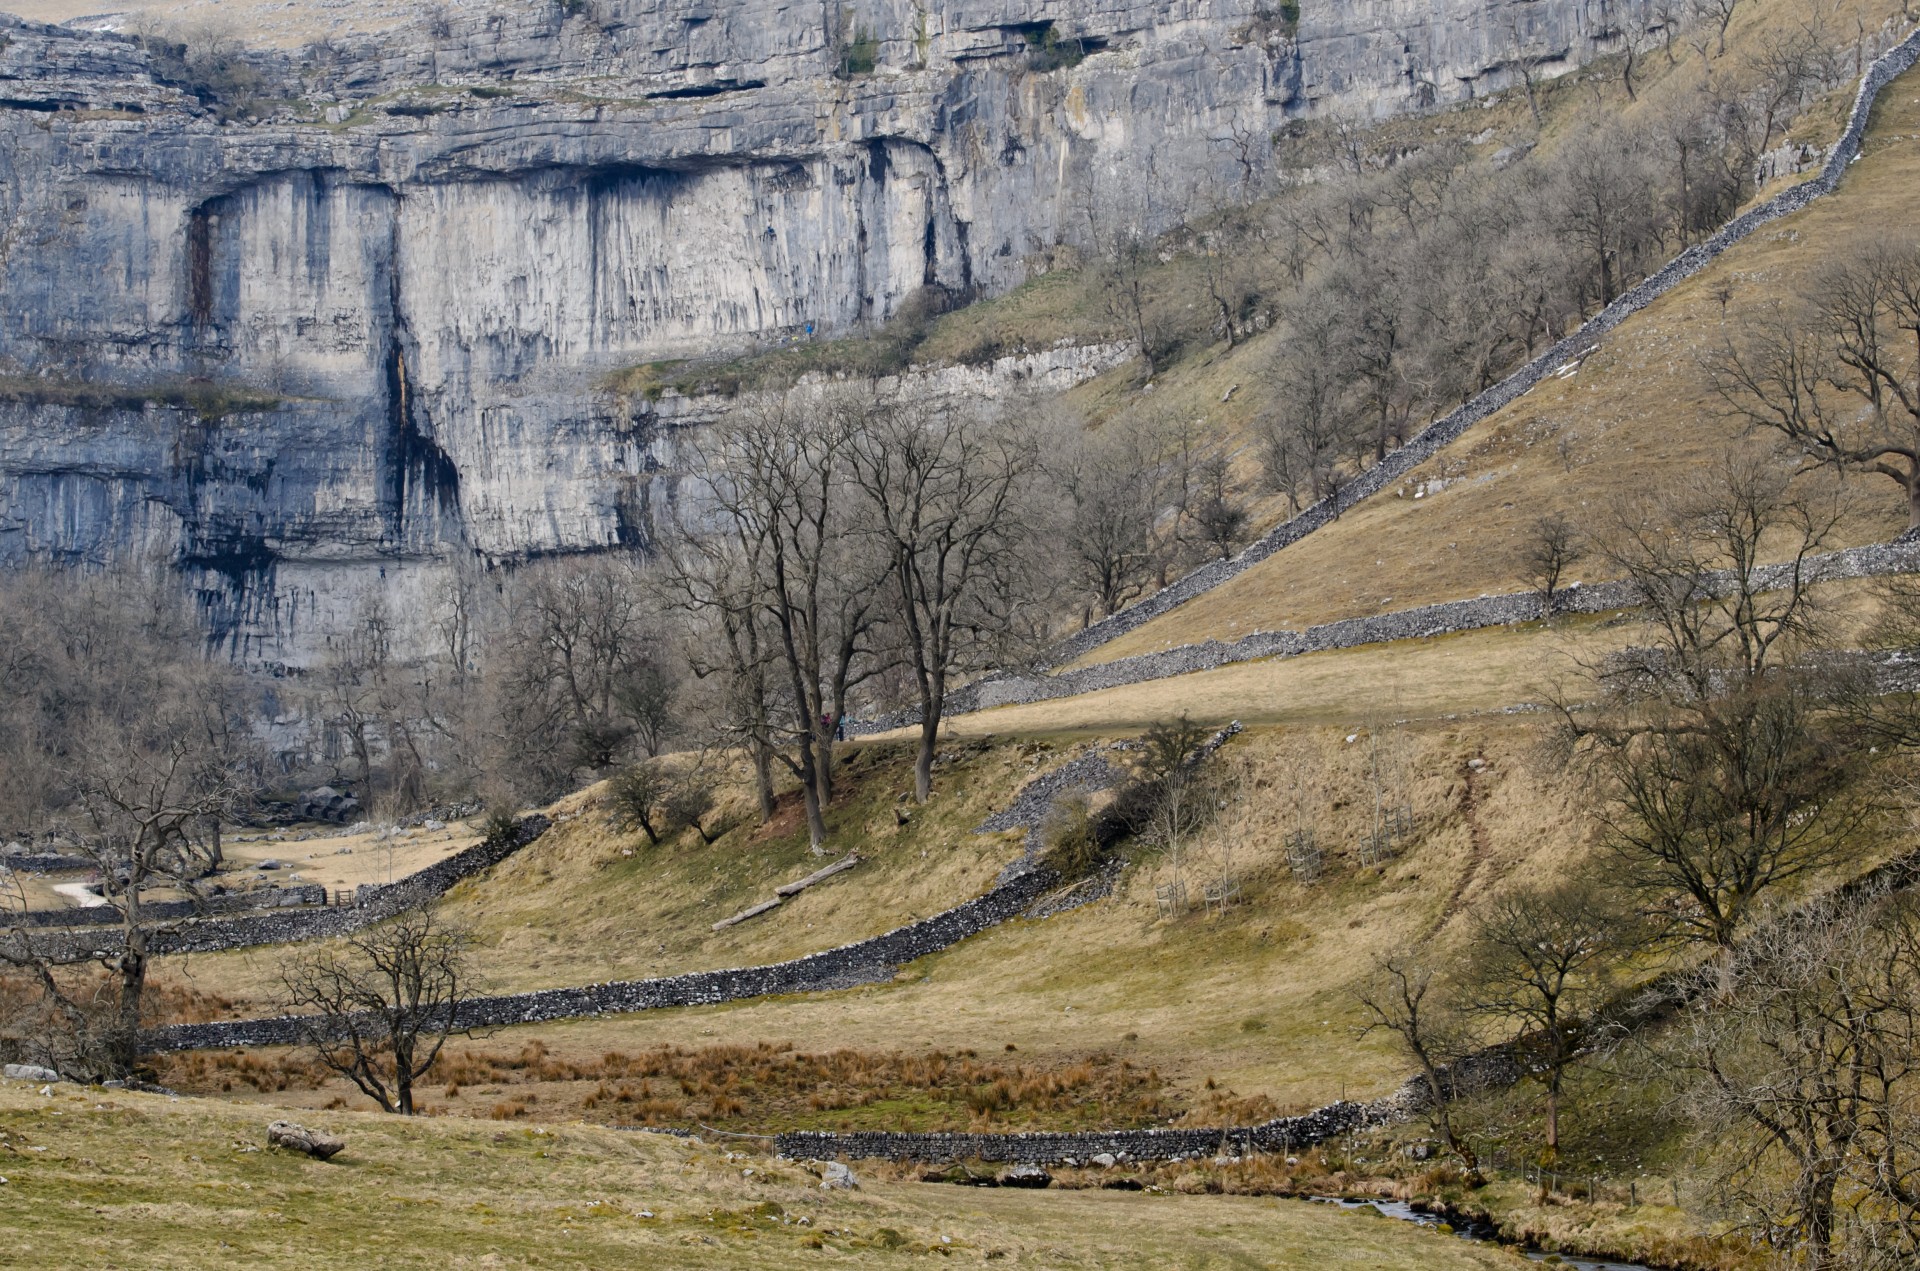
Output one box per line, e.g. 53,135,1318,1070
511,555,675,772
281,904,479,1116
1120,715,1218,910
1354,952,1486,1184
687,391,888,850
0,568,254,1077
1189,450,1250,561
1692,0,1740,57
847,400,1037,802
1517,511,1585,611
1707,240,1920,528
310,597,400,808
1465,877,1629,1199
1569,457,1865,951
1049,419,1164,625
1673,888,1920,1269
607,760,671,846
1080,154,1173,378
1552,128,1657,309
1258,315,1358,510
656,509,781,823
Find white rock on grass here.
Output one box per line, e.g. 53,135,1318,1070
2,1064,59,1083
819,1161,857,1190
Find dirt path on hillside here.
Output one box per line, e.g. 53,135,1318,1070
1428,763,1495,937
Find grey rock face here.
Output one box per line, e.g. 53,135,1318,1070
0,1,1655,667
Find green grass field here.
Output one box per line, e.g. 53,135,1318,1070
0,1080,1533,1271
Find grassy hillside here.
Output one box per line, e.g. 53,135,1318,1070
160,741,1032,1007
0,1080,1531,1271
147,708,1882,1123
1078,41,1920,664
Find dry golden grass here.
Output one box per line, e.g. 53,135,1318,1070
0,1080,1532,1270
156,1035,1192,1134
160,717,1636,1118
220,819,480,894
1080,25,1920,665
156,740,1032,1009
964,619,1620,735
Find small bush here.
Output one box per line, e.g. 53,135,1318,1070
1025,25,1088,73
480,806,522,852
1038,793,1101,880
839,30,880,77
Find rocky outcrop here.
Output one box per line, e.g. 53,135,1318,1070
0,1,1659,668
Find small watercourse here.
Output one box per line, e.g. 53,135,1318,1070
1311,1196,1658,1271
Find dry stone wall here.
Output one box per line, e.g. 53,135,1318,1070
143,726,1244,1053
849,539,1920,732
776,1100,1372,1165
146,864,1058,1052
0,854,94,873
943,25,1920,687
24,816,550,963
11,884,327,929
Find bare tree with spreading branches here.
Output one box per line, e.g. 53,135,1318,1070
1517,511,1585,611
1673,887,1920,1269
847,400,1038,802
1565,456,1867,951
1707,240,1920,528
281,904,480,1116
1354,952,1486,1185
1465,877,1630,1199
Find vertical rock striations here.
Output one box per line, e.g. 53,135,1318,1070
0,1,1655,666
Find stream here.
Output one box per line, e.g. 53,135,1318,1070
1310,1197,1657,1271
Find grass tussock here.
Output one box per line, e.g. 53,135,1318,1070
161,1036,1186,1133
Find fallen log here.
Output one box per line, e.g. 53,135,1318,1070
775,854,861,897
712,897,782,931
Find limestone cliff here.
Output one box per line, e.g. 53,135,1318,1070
0,0,1652,666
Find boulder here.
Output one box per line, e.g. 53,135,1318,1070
1091,1153,1117,1169
266,1121,345,1160
3,1064,59,1083
818,1161,857,1190
299,787,362,823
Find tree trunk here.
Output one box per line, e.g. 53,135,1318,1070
112,930,147,1079
794,734,828,853
1906,467,1920,530
1539,1080,1560,1204
1802,1169,1838,1269
752,739,776,824
801,782,827,852
915,718,937,804
813,727,834,812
